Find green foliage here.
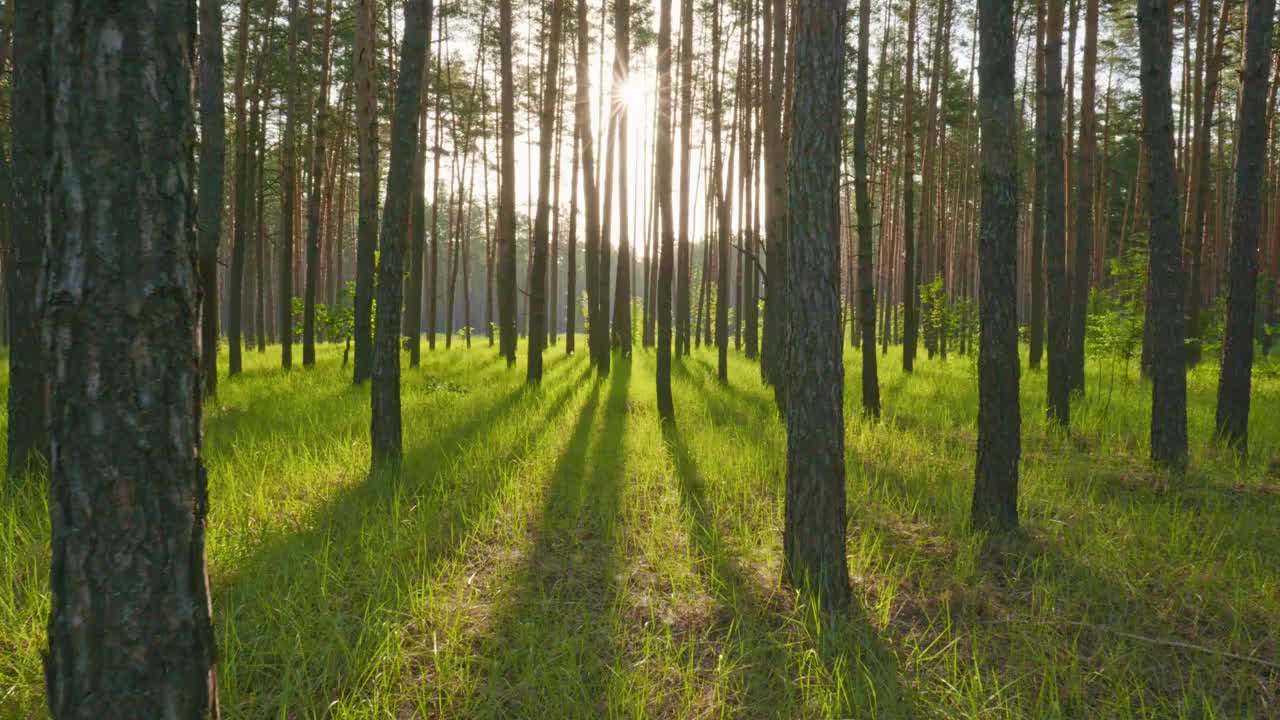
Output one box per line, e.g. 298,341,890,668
1085,238,1148,365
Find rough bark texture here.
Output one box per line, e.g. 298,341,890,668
497,0,519,368
1044,0,1069,426
656,0,676,419
198,0,225,394
1215,0,1274,452
782,0,850,611
43,2,219,714
972,0,1022,533
1136,0,1189,469
353,0,380,383
528,0,565,382
371,0,431,464
8,0,49,478
760,0,787,399
854,0,879,419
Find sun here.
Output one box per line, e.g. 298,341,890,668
619,76,646,111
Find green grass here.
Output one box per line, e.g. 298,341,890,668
2,339,1278,718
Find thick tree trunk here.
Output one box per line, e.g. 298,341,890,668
972,0,1022,533
854,0,879,418
43,2,218,714
1136,0,1189,469
528,0,565,382
353,0,380,383
198,0,225,394
783,0,850,612
371,0,432,464
1215,0,1275,452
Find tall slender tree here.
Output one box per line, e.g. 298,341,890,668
498,0,519,367
353,0,380,383
901,0,919,373
761,0,787,399
577,0,604,375
854,0,879,418
972,0,1022,533
783,0,850,611
371,0,432,464
1215,0,1275,452
1044,0,1069,425
676,0,695,356
1136,0,1189,469
279,0,301,370
656,0,676,418
198,0,225,394
228,0,254,377
1068,0,1097,395
1029,0,1046,370
43,2,218,713
304,0,336,368
529,0,566,382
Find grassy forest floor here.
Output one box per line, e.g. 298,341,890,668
2,340,1279,718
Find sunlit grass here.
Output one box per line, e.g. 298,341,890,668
2,339,1277,718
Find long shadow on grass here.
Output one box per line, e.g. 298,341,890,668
466,365,629,718
663,421,917,718
860,459,1279,716
212,353,588,717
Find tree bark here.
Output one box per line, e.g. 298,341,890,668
783,0,850,611
656,0,676,419
497,0,519,367
854,0,879,418
1215,0,1275,452
304,0,336,367
575,0,603,374
372,0,432,464
198,0,225,394
972,0,1022,533
7,0,49,479
901,0,919,373
1136,0,1189,469
1029,0,1046,370
43,2,218,713
280,0,300,370
676,0,694,356
228,0,253,377
1044,0,1070,425
1067,0,1096,394
353,0,380,383
528,0,565,382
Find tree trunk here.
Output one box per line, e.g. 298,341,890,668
610,0,633,355
1029,0,1046,370
1215,0,1275,452
43,2,218,713
972,0,1022,533
303,0,335,367
676,0,694,356
1067,0,1096,394
372,0,432,464
7,0,49,478
353,0,380,383
711,0,730,383
854,0,879,418
656,0,676,419
198,0,226,394
228,0,253,377
1044,0,1070,425
784,0,850,611
1136,0,1189,469
528,0,565,382
760,0,787,396
566,125,580,353
497,0,519,367
576,0,603,374
901,0,919,373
